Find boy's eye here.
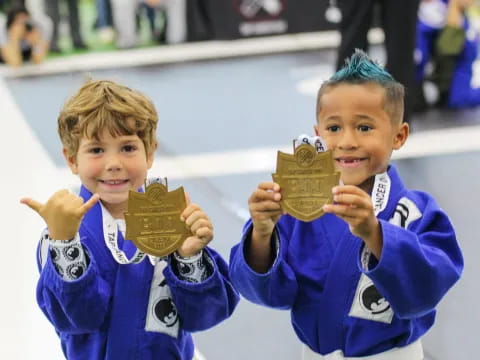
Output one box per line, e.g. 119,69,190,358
358,125,372,132
122,145,137,152
89,147,103,154
327,125,340,132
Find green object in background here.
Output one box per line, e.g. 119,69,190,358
436,25,466,56
49,0,162,59
429,25,466,100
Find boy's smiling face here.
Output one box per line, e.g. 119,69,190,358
64,130,154,218
315,83,408,192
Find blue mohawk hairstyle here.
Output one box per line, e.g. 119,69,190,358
331,49,395,84
316,49,405,122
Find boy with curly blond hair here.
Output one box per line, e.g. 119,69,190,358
22,80,239,360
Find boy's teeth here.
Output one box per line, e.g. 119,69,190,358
105,180,123,184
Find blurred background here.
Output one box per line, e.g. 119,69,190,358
0,0,479,359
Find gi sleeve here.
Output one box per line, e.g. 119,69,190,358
36,228,112,333
170,250,213,283
228,218,298,309
360,193,463,319
164,247,239,332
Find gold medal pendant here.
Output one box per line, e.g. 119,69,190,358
272,144,340,222
125,181,191,257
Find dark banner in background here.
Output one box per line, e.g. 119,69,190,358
187,0,337,42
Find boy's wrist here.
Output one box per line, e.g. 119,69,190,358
252,226,274,244
49,229,78,241
360,220,383,259
174,250,203,261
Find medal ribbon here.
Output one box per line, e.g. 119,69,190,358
361,171,391,269
101,204,147,265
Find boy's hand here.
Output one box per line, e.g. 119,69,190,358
323,185,383,258
20,190,100,240
177,202,213,258
249,182,283,243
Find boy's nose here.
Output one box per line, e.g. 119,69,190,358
105,155,122,171
338,130,358,150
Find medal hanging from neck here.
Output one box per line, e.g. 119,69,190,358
124,178,191,257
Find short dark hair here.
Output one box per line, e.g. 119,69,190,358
317,50,405,123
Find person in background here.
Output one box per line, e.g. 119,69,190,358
44,0,86,52
415,0,480,109
0,5,49,66
111,0,186,49
335,0,421,123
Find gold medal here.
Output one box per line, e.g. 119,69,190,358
125,181,191,257
272,143,340,222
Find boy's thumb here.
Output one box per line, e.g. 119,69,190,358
20,197,43,214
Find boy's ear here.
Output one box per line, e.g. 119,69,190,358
392,122,409,150
313,124,320,137
63,148,79,174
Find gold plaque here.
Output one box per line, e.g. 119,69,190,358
272,144,340,222
125,182,191,257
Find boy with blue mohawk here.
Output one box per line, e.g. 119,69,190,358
229,50,463,359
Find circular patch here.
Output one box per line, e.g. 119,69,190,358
66,262,85,280
63,245,81,261
178,262,195,277
154,298,179,328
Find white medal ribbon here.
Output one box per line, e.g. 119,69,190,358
360,171,391,269
294,134,328,153
101,203,147,265
371,171,391,217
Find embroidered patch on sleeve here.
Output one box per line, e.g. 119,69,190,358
389,197,422,229
348,273,394,324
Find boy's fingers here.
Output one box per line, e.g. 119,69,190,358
79,194,100,214
181,203,201,221
332,185,366,196
196,227,213,242
257,182,277,191
185,209,210,227
333,194,372,209
190,218,212,234
20,197,44,214
324,204,368,219
250,189,281,203
250,200,282,212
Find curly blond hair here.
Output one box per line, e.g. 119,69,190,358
58,79,158,157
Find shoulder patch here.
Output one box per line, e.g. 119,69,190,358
389,197,422,229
